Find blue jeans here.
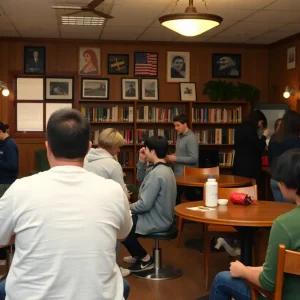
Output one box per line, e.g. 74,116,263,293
210,271,251,300
0,279,130,300
0,280,5,300
270,179,290,203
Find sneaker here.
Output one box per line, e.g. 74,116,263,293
120,267,130,277
123,256,138,264
129,257,154,273
215,238,241,257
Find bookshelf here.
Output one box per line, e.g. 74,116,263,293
78,100,250,183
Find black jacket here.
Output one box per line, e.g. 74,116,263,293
232,122,266,180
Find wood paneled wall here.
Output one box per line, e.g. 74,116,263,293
269,34,300,111
0,37,270,177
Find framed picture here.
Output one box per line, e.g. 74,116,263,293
180,82,197,101
287,46,296,70
167,51,190,83
24,46,45,74
81,78,110,100
122,78,139,100
108,54,129,74
78,47,101,76
141,78,159,101
45,77,74,101
134,52,158,77
212,53,241,78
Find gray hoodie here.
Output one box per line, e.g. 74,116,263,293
84,148,126,191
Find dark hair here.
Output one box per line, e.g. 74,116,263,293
274,110,300,143
173,113,188,125
272,149,300,196
247,110,267,128
0,122,7,133
144,136,168,158
47,108,90,160
274,118,282,132
172,56,184,64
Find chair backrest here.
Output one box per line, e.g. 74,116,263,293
218,185,258,201
183,166,220,176
274,244,300,300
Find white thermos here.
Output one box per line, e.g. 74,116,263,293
205,175,218,207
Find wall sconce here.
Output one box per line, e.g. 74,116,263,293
0,81,9,97
283,86,296,99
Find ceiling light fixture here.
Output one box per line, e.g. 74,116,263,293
159,0,223,37
61,16,105,26
283,86,296,99
0,81,9,97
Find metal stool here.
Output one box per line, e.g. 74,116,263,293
132,225,183,280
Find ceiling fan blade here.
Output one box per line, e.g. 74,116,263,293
93,9,113,19
63,11,82,16
52,6,82,10
87,0,105,9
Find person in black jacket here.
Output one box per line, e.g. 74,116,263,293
233,110,269,182
268,110,300,202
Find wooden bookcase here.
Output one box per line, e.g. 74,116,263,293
78,100,250,183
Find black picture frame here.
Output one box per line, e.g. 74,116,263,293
134,52,158,77
108,54,129,75
24,46,46,75
81,78,110,100
212,53,241,78
44,77,74,101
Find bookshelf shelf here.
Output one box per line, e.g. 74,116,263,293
193,122,241,125
90,121,134,124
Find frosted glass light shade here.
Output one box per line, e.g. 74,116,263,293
2,88,9,97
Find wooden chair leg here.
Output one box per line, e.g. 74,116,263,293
176,217,184,248
203,226,211,290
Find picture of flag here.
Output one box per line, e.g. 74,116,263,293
134,52,158,77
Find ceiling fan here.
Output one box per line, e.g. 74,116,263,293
52,0,113,19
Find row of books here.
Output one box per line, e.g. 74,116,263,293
194,128,235,145
92,129,134,145
136,107,183,122
219,151,235,167
118,151,132,167
81,106,134,122
192,107,242,123
136,129,177,144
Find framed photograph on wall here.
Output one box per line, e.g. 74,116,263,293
167,51,190,83
141,78,159,101
78,47,101,75
180,82,197,101
212,53,241,78
121,78,139,100
81,78,110,100
287,46,296,70
24,46,45,74
45,77,74,101
108,54,129,74
134,52,158,77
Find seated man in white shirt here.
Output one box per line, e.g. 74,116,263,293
0,108,132,300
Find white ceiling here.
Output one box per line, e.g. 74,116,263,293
0,0,300,44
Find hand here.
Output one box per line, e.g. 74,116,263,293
139,147,147,162
126,191,133,200
263,128,270,137
229,260,247,278
166,154,177,162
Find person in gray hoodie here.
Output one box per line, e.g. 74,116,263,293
122,136,176,273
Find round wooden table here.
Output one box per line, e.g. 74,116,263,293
175,174,253,187
175,200,294,265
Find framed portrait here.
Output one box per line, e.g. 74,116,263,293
212,53,241,78
81,78,110,100
45,77,74,101
134,52,158,77
108,54,129,74
78,47,101,76
24,46,45,74
167,51,190,83
180,82,197,101
141,78,159,101
287,46,296,70
122,78,139,100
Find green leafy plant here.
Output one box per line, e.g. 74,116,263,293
236,82,260,105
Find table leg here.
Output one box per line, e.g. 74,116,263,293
235,227,256,266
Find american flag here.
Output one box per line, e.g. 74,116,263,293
134,52,158,76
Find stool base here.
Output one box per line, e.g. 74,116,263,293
131,265,183,280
